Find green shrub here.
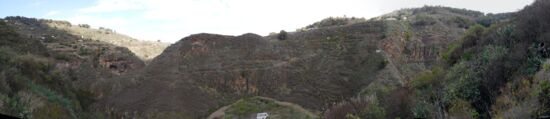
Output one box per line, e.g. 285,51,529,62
404,30,412,41
411,101,433,118
411,67,443,90
78,47,93,56
278,30,288,40
53,53,73,61
453,16,474,28
461,24,486,46
304,16,366,29
29,82,76,118
538,80,550,118
443,61,481,103
13,54,53,80
480,45,508,62
524,55,543,75
0,94,30,118
227,97,278,115
377,60,388,70
543,63,550,71
0,47,16,67
324,98,386,119
441,42,460,62
75,89,95,110
444,24,485,64
448,99,478,118
413,14,437,26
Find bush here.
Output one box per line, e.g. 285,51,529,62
377,60,388,70
0,94,30,118
480,45,508,62
278,30,287,40
538,80,550,116
411,67,443,90
404,30,412,41
14,54,53,79
543,62,550,71
441,42,460,62
411,101,434,118
445,24,486,64
412,14,437,26
324,98,385,119
78,47,93,56
0,47,16,67
53,53,73,61
304,16,366,29
448,99,479,118
443,61,481,104
461,24,486,47
453,16,475,28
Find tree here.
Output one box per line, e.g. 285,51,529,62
278,30,287,40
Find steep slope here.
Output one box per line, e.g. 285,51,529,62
97,6,489,118
0,17,149,118
331,1,549,118
3,17,145,92
0,19,91,118
44,22,169,61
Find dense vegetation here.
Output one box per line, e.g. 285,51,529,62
343,0,550,118
0,20,89,118
320,1,550,119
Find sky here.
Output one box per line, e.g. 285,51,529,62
0,0,536,43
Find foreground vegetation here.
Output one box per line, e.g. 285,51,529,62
328,0,550,118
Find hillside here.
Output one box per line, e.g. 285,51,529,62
44,23,169,62
0,16,151,118
5,17,169,62
95,5,505,119
1,0,549,119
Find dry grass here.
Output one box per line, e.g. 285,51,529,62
45,22,169,61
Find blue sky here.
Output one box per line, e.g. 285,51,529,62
0,0,536,43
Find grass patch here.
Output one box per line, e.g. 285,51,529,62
542,62,550,71
227,97,279,115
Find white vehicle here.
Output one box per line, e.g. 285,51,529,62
256,112,269,119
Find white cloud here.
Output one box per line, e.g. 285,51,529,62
45,10,60,17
